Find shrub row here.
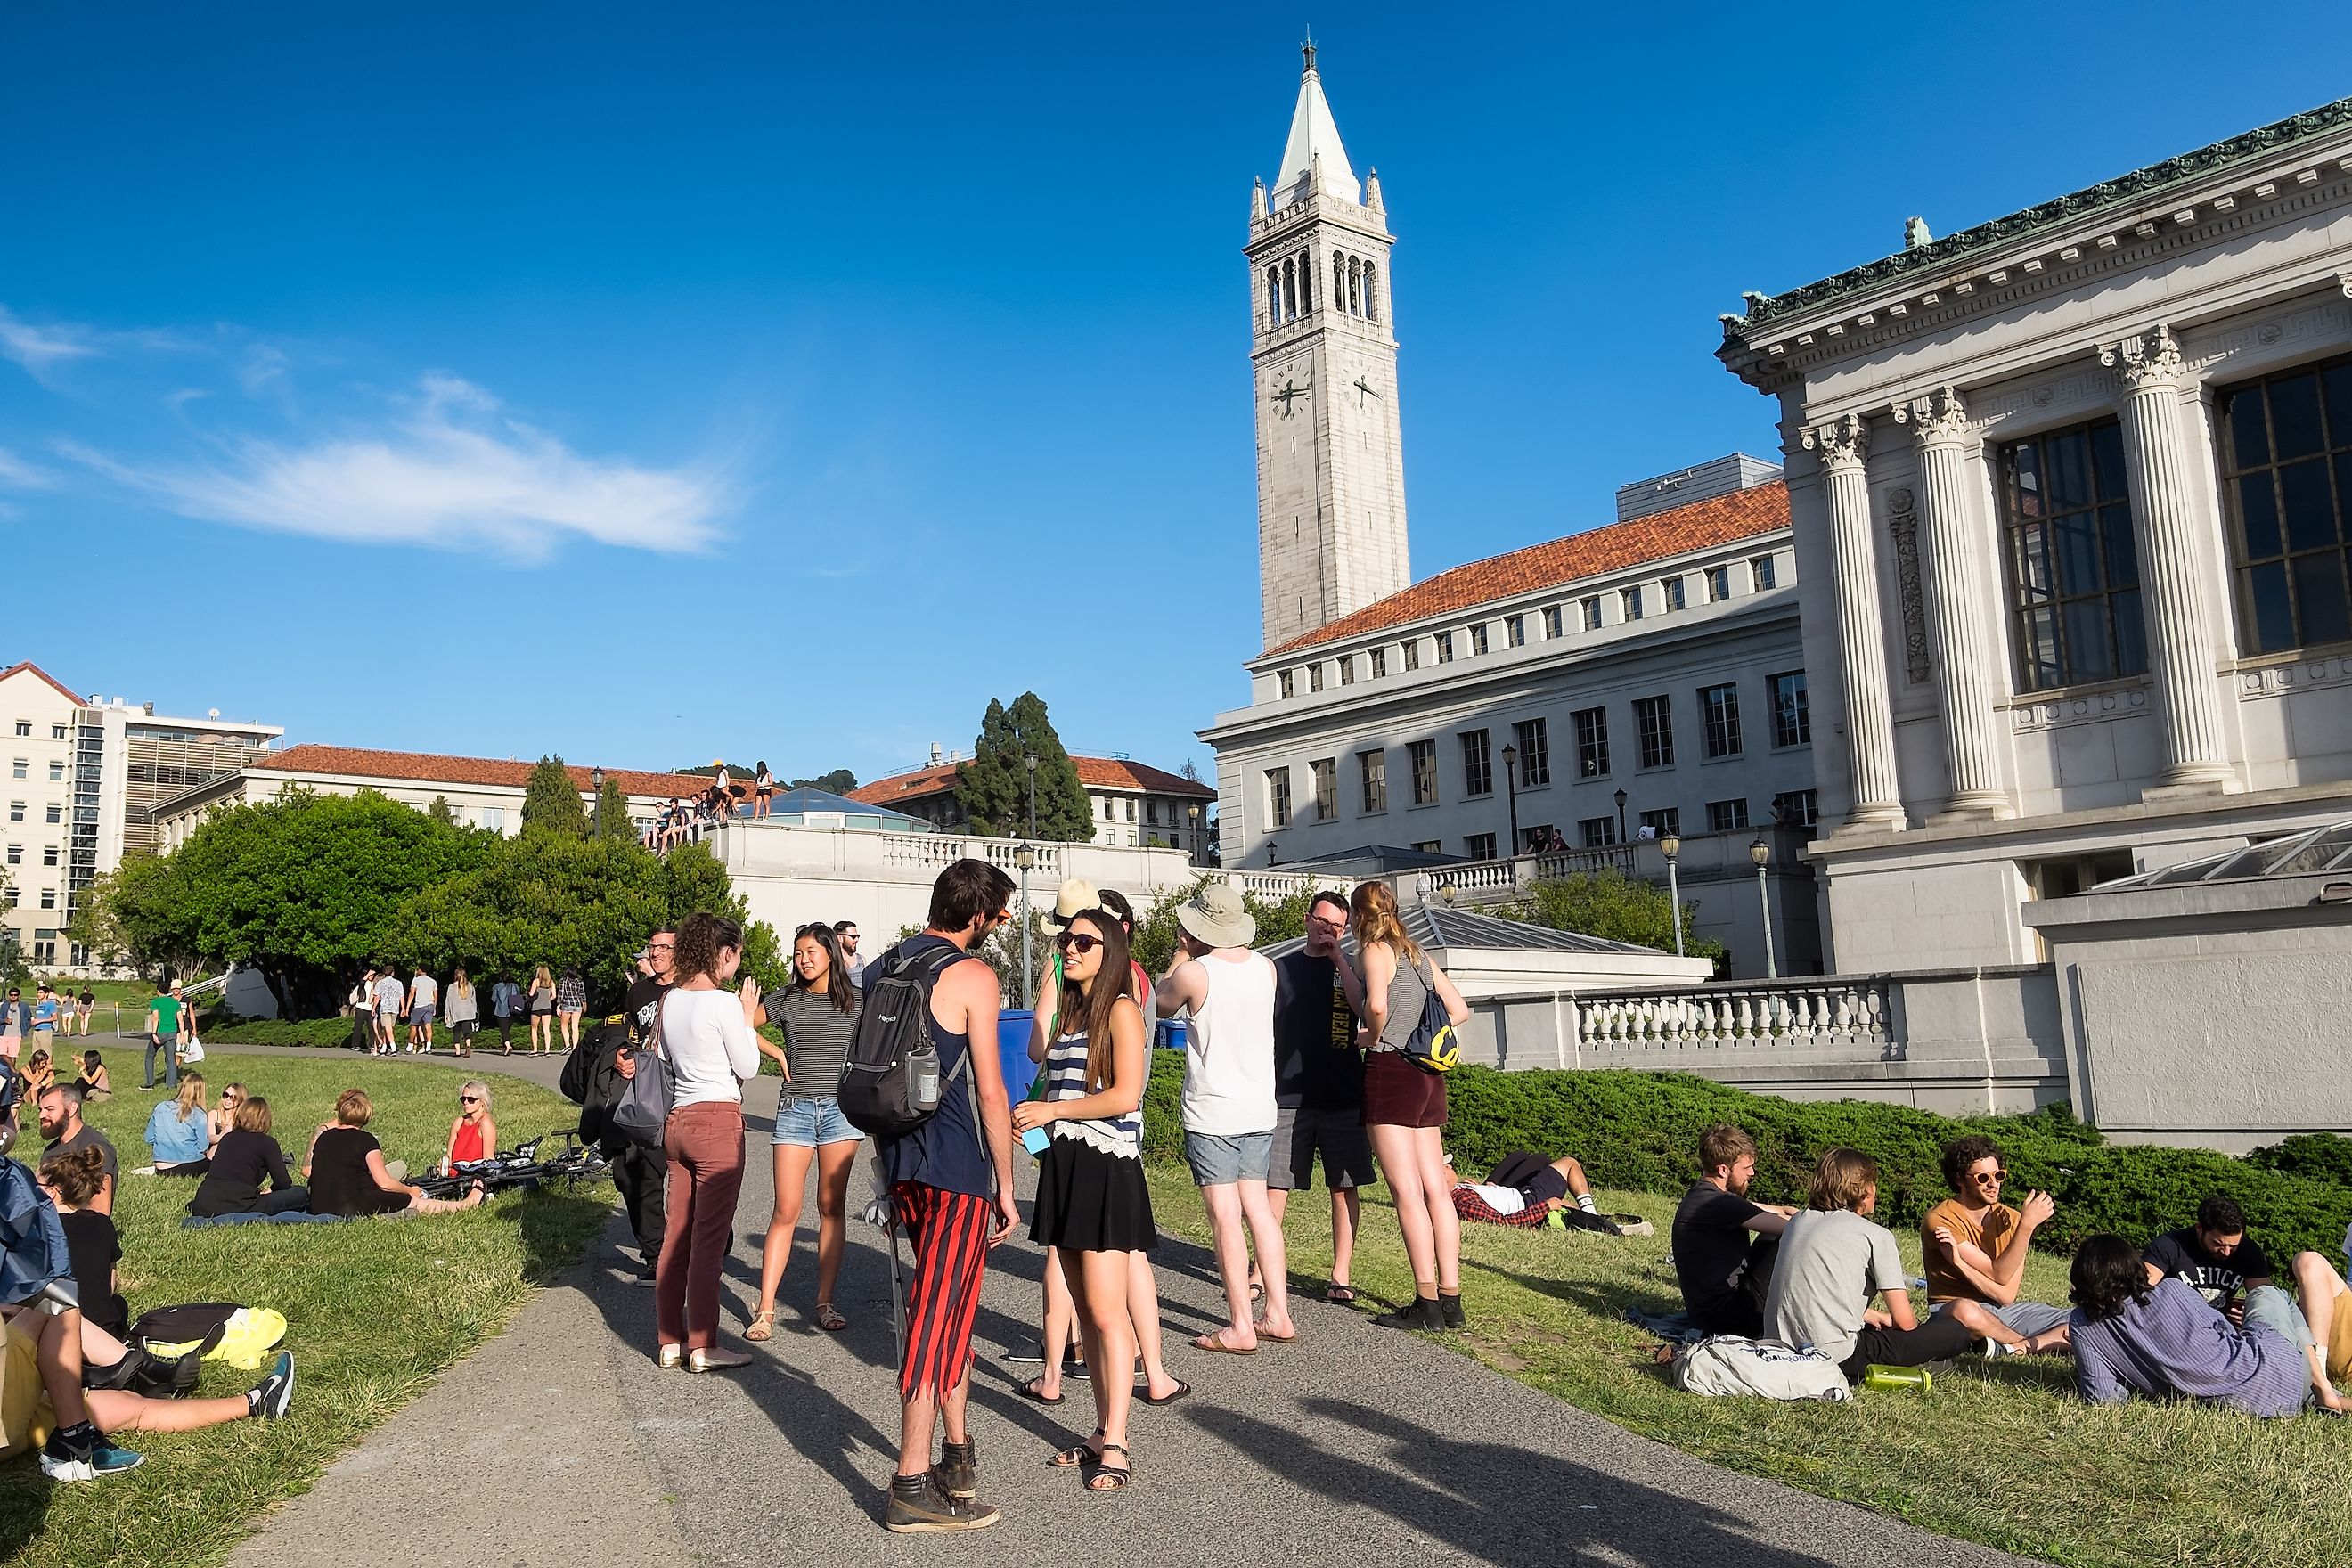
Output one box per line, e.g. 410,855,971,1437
1139,1062,2352,1263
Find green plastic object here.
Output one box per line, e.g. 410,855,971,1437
1862,1364,1932,1392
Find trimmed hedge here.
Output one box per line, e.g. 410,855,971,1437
201,1013,790,1072
1139,1062,2352,1264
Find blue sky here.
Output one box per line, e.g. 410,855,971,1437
7,4,2352,787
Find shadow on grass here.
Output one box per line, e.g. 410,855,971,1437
512,1181,621,1286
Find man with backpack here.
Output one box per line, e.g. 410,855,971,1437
853,860,1018,1534
570,932,674,1284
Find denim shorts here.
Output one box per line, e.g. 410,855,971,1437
1185,1129,1274,1188
772,1095,861,1147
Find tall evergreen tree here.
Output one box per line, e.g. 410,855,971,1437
592,777,633,841
952,692,1091,840
521,755,589,838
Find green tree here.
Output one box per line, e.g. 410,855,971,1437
426,795,458,826
788,768,858,794
521,755,588,839
592,777,633,841
1493,871,1727,970
953,692,1090,841
1126,876,1318,976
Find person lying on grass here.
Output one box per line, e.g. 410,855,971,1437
1453,1150,1616,1229
301,1089,484,1218
1762,1147,2032,1381
1921,1134,2072,1352
2068,1233,2344,1416
2,1303,296,1482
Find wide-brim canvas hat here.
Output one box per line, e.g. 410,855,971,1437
1041,878,1102,932
1177,882,1256,949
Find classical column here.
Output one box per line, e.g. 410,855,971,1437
2098,324,2237,794
1799,412,1905,828
1894,386,2012,818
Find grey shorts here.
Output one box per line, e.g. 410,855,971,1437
1933,1298,2073,1339
1268,1104,1376,1192
1185,1130,1273,1188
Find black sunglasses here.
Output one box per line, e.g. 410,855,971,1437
1055,932,1103,955
460,1095,482,1105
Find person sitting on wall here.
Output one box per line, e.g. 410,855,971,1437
2144,1196,2274,1322
1921,1134,2073,1352
1670,1123,1793,1335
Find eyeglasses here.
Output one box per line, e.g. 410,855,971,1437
1055,932,1102,955
1972,1168,2006,1184
460,1096,482,1105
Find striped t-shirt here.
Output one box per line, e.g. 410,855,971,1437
1043,1030,1142,1160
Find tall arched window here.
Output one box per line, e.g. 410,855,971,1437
1281,257,1296,323
1363,262,1380,323
1333,253,1347,314
1296,250,1311,314
1348,255,1362,316
1266,265,1280,330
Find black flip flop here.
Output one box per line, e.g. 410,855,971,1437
1325,1284,1357,1304
1139,1379,1192,1406
1017,1376,1065,1406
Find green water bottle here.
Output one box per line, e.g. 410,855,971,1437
1863,1364,1932,1392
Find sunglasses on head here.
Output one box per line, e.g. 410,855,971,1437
1055,931,1103,955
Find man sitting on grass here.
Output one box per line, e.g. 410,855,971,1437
2144,1196,2272,1321
1764,1147,1993,1380
1671,1123,1793,1335
1922,1134,2071,1351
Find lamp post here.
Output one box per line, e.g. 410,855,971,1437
1025,753,1039,841
1014,841,1037,1008
1750,835,1777,979
1499,742,1521,871
1660,831,1684,957
1613,788,1628,845
590,766,605,839
1188,802,1201,863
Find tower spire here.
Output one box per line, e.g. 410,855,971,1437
1273,37,1358,205
1303,29,1316,76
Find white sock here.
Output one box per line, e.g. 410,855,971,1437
1576,1193,1597,1213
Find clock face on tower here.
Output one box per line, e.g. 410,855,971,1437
1270,366,1311,419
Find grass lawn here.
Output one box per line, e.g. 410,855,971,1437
1142,1165,2352,1568
4,1049,611,1568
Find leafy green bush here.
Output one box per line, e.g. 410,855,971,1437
1490,871,1728,972
1131,1060,2352,1262
203,1017,354,1049
2248,1132,2352,1188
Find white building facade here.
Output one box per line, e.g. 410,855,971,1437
849,748,1216,861
1718,94,2352,973
0,662,282,968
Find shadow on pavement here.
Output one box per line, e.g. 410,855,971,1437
1188,1395,1847,1568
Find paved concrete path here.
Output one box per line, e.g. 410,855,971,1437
201,1041,2035,1568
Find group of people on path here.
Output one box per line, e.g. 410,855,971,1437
1672,1123,2352,1416
346,965,586,1057
580,857,1475,1533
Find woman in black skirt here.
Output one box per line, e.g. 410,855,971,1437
1013,908,1153,1493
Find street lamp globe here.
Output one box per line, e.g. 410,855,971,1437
1660,832,1680,862
1749,836,1771,870
1014,843,1036,873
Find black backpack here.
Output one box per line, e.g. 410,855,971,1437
837,941,972,1141
1398,958,1460,1074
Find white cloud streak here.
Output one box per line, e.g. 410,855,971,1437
0,448,58,489
65,374,733,558
0,310,99,374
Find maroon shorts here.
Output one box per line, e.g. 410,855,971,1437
892,1181,993,1401
1362,1049,1448,1128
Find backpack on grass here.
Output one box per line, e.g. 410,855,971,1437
1670,1335,1850,1401
837,942,968,1140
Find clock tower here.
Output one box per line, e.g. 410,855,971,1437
1248,41,1409,650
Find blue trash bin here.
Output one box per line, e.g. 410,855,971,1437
998,1009,1040,1103
1154,1017,1189,1054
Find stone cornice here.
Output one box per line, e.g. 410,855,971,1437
1726,96,2352,336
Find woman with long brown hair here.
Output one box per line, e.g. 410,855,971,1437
653,911,763,1373
746,922,864,1341
1342,880,1471,1332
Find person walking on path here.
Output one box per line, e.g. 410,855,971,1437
489,973,522,1055
747,923,864,1340
1156,881,1294,1354
348,968,379,1053
1343,880,1472,1332
874,859,1019,1534
1264,888,1375,1304
556,968,587,1052
407,968,439,1054
1014,908,1155,1491
527,966,557,1054
73,986,94,1039
143,983,188,1091
445,968,479,1057
654,913,763,1374
373,968,404,1055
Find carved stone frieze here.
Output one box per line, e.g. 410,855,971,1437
1885,488,1931,685
2237,652,2352,697
2010,685,2152,734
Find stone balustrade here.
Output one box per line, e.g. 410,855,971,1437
1572,976,1897,1057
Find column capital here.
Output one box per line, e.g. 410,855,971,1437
1891,385,1976,448
2099,323,2192,392
1799,412,1870,472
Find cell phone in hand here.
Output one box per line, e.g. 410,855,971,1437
1021,1126,1051,1156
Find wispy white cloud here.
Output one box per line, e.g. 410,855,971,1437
0,447,59,489
0,310,99,375
62,373,734,558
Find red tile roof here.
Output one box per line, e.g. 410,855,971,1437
1262,480,1790,657
248,745,712,801
850,755,1213,807
0,661,88,706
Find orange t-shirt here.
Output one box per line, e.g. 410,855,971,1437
1922,1198,2021,1303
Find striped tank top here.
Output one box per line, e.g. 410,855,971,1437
1043,1029,1143,1160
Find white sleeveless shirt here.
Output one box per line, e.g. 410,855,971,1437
1179,950,1278,1137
